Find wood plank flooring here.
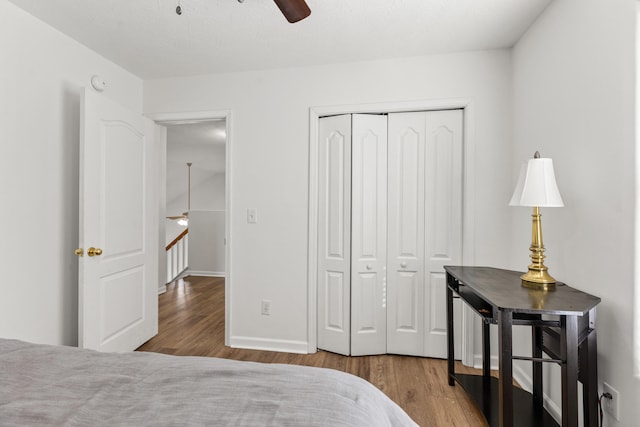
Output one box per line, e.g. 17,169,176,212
137,276,488,427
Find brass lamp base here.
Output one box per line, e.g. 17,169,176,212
521,269,556,291
521,206,557,291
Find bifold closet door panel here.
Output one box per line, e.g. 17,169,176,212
317,114,352,356
350,114,388,356
423,109,464,359
386,111,427,356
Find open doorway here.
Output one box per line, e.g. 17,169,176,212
151,109,232,347
164,120,226,280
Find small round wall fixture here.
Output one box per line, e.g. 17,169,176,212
90,75,106,92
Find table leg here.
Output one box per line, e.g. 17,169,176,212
447,281,455,386
532,317,543,409
482,319,491,378
582,309,598,427
498,309,513,427
561,315,579,427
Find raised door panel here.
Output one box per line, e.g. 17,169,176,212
317,115,352,355
324,271,348,331
102,122,145,258
350,114,387,356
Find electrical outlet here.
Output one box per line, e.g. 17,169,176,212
603,382,620,421
261,300,271,316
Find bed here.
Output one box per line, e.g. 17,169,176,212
0,338,417,426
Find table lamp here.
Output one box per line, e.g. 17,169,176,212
509,151,564,290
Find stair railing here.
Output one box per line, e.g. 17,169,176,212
166,229,188,284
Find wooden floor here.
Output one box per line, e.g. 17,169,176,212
137,276,488,427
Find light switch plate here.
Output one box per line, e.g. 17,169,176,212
247,208,257,224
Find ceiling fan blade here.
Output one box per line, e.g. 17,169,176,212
166,210,190,220
273,0,311,23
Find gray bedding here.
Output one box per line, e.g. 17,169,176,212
0,339,418,426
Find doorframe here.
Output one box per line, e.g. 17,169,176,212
147,109,233,346
307,99,476,365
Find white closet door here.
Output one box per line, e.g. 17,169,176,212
350,115,387,356
318,110,463,358
317,115,352,355
423,110,463,358
386,112,427,356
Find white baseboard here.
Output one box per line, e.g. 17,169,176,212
166,267,189,285
473,353,499,370
185,270,225,278
157,284,167,295
229,336,309,354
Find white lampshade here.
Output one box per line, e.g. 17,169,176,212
509,157,564,207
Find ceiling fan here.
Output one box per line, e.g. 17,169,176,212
166,162,192,226
272,0,311,23
177,1,311,23
231,0,311,23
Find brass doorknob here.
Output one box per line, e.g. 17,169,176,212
74,248,84,257
87,247,103,257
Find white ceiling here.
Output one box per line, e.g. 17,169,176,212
8,0,551,79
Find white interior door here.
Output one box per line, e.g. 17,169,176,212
350,114,387,356
79,88,159,352
317,114,352,356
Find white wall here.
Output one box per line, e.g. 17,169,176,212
188,210,225,276
512,0,638,424
166,165,225,244
206,173,226,210
166,171,226,214
144,50,514,351
0,0,143,346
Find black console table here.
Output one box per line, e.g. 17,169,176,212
445,266,601,427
